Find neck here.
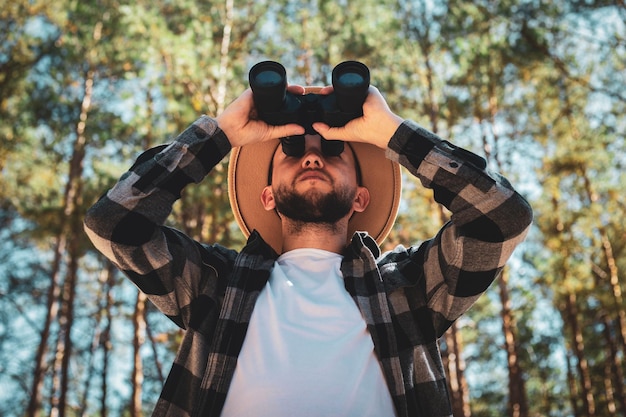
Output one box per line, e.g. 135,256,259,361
280,219,349,254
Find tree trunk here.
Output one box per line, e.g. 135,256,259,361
79,293,105,417
444,323,471,417
481,68,529,417
598,232,626,353
498,269,528,417
579,168,625,415
130,291,147,417
144,307,165,385
100,262,116,417
58,228,81,416
580,169,626,352
564,292,595,417
602,324,618,417
215,0,233,115
566,351,580,417
26,236,64,417
602,313,626,416
590,246,626,416
48,60,93,416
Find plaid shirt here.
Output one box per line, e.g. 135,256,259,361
84,116,532,417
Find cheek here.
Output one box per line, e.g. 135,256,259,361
338,164,359,186
271,162,295,186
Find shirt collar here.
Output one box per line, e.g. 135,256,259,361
245,230,381,261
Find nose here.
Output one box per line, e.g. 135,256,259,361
301,135,324,169
302,151,324,168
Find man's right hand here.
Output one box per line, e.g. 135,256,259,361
216,87,306,148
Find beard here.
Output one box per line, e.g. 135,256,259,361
273,183,356,225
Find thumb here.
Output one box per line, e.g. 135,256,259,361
267,123,305,140
312,122,347,141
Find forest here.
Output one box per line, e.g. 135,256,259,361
0,0,624,416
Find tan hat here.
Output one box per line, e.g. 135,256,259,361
227,88,402,254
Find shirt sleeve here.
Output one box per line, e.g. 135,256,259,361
386,120,533,335
84,116,237,330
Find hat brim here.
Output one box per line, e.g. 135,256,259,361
227,91,401,254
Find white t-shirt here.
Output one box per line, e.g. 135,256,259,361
221,248,397,417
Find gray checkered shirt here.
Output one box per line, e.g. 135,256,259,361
84,116,532,417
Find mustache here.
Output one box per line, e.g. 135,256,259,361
294,169,331,183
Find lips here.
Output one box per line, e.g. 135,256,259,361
297,170,330,183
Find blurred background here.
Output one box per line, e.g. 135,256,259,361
1,0,624,416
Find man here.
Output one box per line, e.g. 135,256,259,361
84,82,532,417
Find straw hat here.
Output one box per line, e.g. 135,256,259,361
227,88,402,254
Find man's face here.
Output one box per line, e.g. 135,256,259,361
261,135,368,225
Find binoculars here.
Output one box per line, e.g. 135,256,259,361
248,60,370,157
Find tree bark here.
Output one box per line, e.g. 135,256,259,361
48,59,93,417
580,168,626,352
215,0,233,115
144,307,165,385
130,291,147,417
564,292,595,417
599,232,626,351
602,312,626,416
498,269,528,417
566,351,580,417
100,262,116,417
481,65,529,417
444,323,470,417
26,235,64,417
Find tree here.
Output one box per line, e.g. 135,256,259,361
530,2,626,414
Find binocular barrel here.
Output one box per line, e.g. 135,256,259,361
248,60,370,128
248,61,288,113
331,61,370,114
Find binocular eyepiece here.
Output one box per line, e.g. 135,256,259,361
248,60,370,157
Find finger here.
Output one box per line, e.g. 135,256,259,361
235,88,254,106
312,122,349,141
318,85,334,95
267,123,305,141
287,84,306,95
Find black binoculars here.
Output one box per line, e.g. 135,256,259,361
248,60,370,157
